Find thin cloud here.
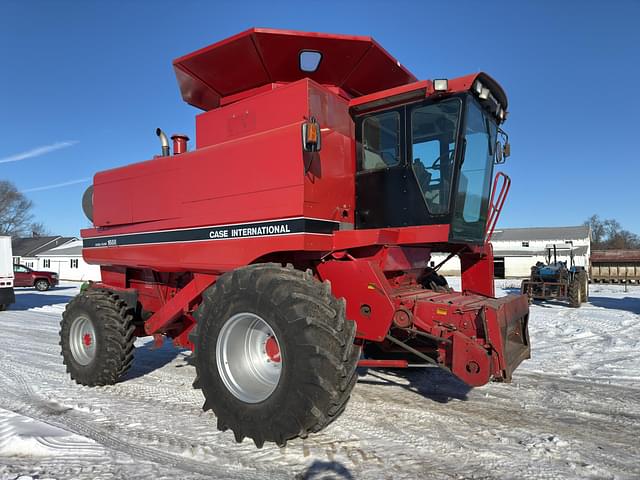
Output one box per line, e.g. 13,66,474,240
22,177,90,193
0,140,79,164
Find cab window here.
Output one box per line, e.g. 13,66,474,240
410,98,461,214
359,111,401,171
451,98,497,241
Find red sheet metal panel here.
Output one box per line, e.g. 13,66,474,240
91,122,306,232
173,28,417,110
195,79,309,149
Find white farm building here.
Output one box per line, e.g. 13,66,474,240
433,225,591,279
11,236,76,268
36,239,100,282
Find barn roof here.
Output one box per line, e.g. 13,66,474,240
37,239,83,257
493,245,589,257
12,236,76,258
491,226,590,242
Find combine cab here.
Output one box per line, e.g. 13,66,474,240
61,28,530,448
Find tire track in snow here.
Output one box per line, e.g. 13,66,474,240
0,408,106,459
0,355,420,479
0,363,246,478
0,357,368,478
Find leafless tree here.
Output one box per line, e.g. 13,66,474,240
0,180,46,237
30,222,49,237
585,215,606,245
0,180,33,236
584,215,640,249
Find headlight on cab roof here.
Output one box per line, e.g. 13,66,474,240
433,79,448,92
473,80,483,96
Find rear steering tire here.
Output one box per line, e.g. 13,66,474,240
60,290,135,386
35,279,50,291
190,263,360,448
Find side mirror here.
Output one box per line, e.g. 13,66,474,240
497,127,510,162
302,117,321,152
494,141,504,164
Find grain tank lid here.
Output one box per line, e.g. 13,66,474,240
173,28,417,111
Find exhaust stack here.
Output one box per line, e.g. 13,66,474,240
156,128,170,156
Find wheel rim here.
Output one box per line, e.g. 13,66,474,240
216,312,282,403
69,315,97,366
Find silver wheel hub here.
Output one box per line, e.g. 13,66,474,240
69,315,97,366
216,312,282,403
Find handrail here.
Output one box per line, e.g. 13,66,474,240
485,172,511,242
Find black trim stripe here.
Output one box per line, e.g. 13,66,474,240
83,218,339,248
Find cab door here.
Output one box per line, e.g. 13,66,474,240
355,108,429,229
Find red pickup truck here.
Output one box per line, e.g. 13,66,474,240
13,264,59,291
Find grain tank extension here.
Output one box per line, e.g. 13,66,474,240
61,28,530,448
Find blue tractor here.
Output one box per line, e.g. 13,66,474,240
521,244,589,307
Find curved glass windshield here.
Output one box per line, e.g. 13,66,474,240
451,99,498,241
410,98,462,214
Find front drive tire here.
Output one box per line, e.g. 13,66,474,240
60,290,135,386
190,263,360,448
35,279,50,291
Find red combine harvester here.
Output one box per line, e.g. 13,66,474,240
61,28,530,447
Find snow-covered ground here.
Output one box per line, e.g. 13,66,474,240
1,280,639,480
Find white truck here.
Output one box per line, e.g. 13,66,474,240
0,236,16,310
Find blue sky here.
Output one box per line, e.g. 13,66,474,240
2,0,639,237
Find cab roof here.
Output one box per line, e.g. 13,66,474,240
173,28,417,110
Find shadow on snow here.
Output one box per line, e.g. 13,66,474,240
503,286,574,308
14,286,77,292
356,365,471,403
296,460,354,480
10,293,76,311
589,296,640,314
122,338,190,381
122,339,472,403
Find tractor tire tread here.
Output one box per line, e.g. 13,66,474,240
60,290,135,386
191,263,359,448
578,271,589,302
568,276,581,308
